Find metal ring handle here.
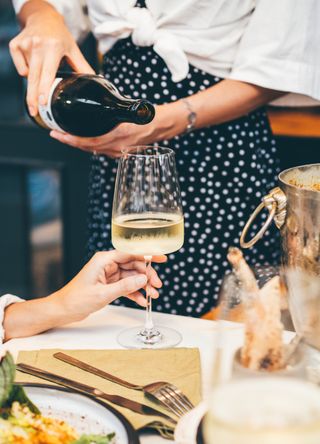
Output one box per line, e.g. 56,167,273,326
240,200,277,248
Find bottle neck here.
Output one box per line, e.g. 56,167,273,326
108,99,155,125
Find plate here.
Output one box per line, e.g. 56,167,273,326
22,383,140,444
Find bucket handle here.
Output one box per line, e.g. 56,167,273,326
240,187,287,249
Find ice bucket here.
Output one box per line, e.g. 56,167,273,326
240,164,320,349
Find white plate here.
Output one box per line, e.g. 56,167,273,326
23,384,139,444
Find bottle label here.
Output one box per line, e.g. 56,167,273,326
38,77,65,132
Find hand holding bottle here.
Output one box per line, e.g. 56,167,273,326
9,0,94,116
50,100,188,158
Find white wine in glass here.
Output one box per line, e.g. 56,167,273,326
203,378,320,444
112,146,184,348
112,212,184,255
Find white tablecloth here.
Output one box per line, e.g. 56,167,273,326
2,305,284,443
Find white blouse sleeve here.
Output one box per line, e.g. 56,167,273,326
229,0,320,103
0,294,24,344
12,0,90,42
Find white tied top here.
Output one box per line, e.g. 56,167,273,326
13,0,320,104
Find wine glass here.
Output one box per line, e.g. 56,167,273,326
112,146,184,348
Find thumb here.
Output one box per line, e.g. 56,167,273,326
67,46,95,74
104,274,147,301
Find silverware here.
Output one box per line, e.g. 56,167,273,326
16,363,176,425
54,352,194,418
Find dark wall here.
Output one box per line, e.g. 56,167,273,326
0,123,90,298
278,136,320,171
0,2,95,298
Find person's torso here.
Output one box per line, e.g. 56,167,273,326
86,0,255,81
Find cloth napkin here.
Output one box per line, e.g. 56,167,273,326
16,348,202,435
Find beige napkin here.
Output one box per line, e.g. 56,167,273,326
16,348,202,434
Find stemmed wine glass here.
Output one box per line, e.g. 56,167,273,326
112,146,184,348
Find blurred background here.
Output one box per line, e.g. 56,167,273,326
0,0,99,298
0,1,319,300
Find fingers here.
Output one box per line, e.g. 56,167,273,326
107,272,160,303
120,260,146,273
103,274,147,301
93,250,144,265
119,261,164,288
9,39,28,76
26,47,43,116
110,259,162,288
89,251,166,277
38,53,62,106
122,268,161,296
66,45,95,74
104,262,119,278
50,130,109,150
49,124,131,155
125,287,160,307
145,285,159,298
111,269,160,294
99,250,167,265
126,292,147,307
147,266,163,288
152,255,168,264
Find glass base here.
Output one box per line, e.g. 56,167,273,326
117,325,182,349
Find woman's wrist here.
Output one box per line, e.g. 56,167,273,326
48,289,86,324
20,0,63,26
3,295,66,341
3,289,87,341
151,101,190,142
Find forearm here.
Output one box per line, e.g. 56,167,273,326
18,0,63,26
189,79,285,128
3,292,74,341
158,79,285,141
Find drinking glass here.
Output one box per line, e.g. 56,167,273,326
202,268,320,444
203,377,320,444
112,146,184,348
215,267,305,380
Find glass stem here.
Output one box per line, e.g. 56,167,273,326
144,255,154,331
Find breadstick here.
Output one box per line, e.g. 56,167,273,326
227,247,258,293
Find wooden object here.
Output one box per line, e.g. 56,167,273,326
267,107,320,138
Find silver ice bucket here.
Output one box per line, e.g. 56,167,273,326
240,164,320,349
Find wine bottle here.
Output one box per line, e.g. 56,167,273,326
28,73,155,137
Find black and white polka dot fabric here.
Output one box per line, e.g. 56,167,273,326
87,36,281,317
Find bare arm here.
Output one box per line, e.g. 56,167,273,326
3,251,165,341
10,2,284,155
50,78,284,156
3,295,75,341
17,0,60,27
149,78,284,142
181,79,284,130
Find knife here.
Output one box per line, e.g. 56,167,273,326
16,363,176,425
54,352,141,389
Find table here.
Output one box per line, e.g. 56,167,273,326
2,305,291,443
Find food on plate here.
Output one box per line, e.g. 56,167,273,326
227,247,284,371
0,353,115,444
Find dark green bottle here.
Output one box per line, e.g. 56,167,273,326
29,73,155,137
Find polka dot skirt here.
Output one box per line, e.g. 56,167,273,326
87,37,281,317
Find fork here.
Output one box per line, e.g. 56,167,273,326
54,352,195,418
